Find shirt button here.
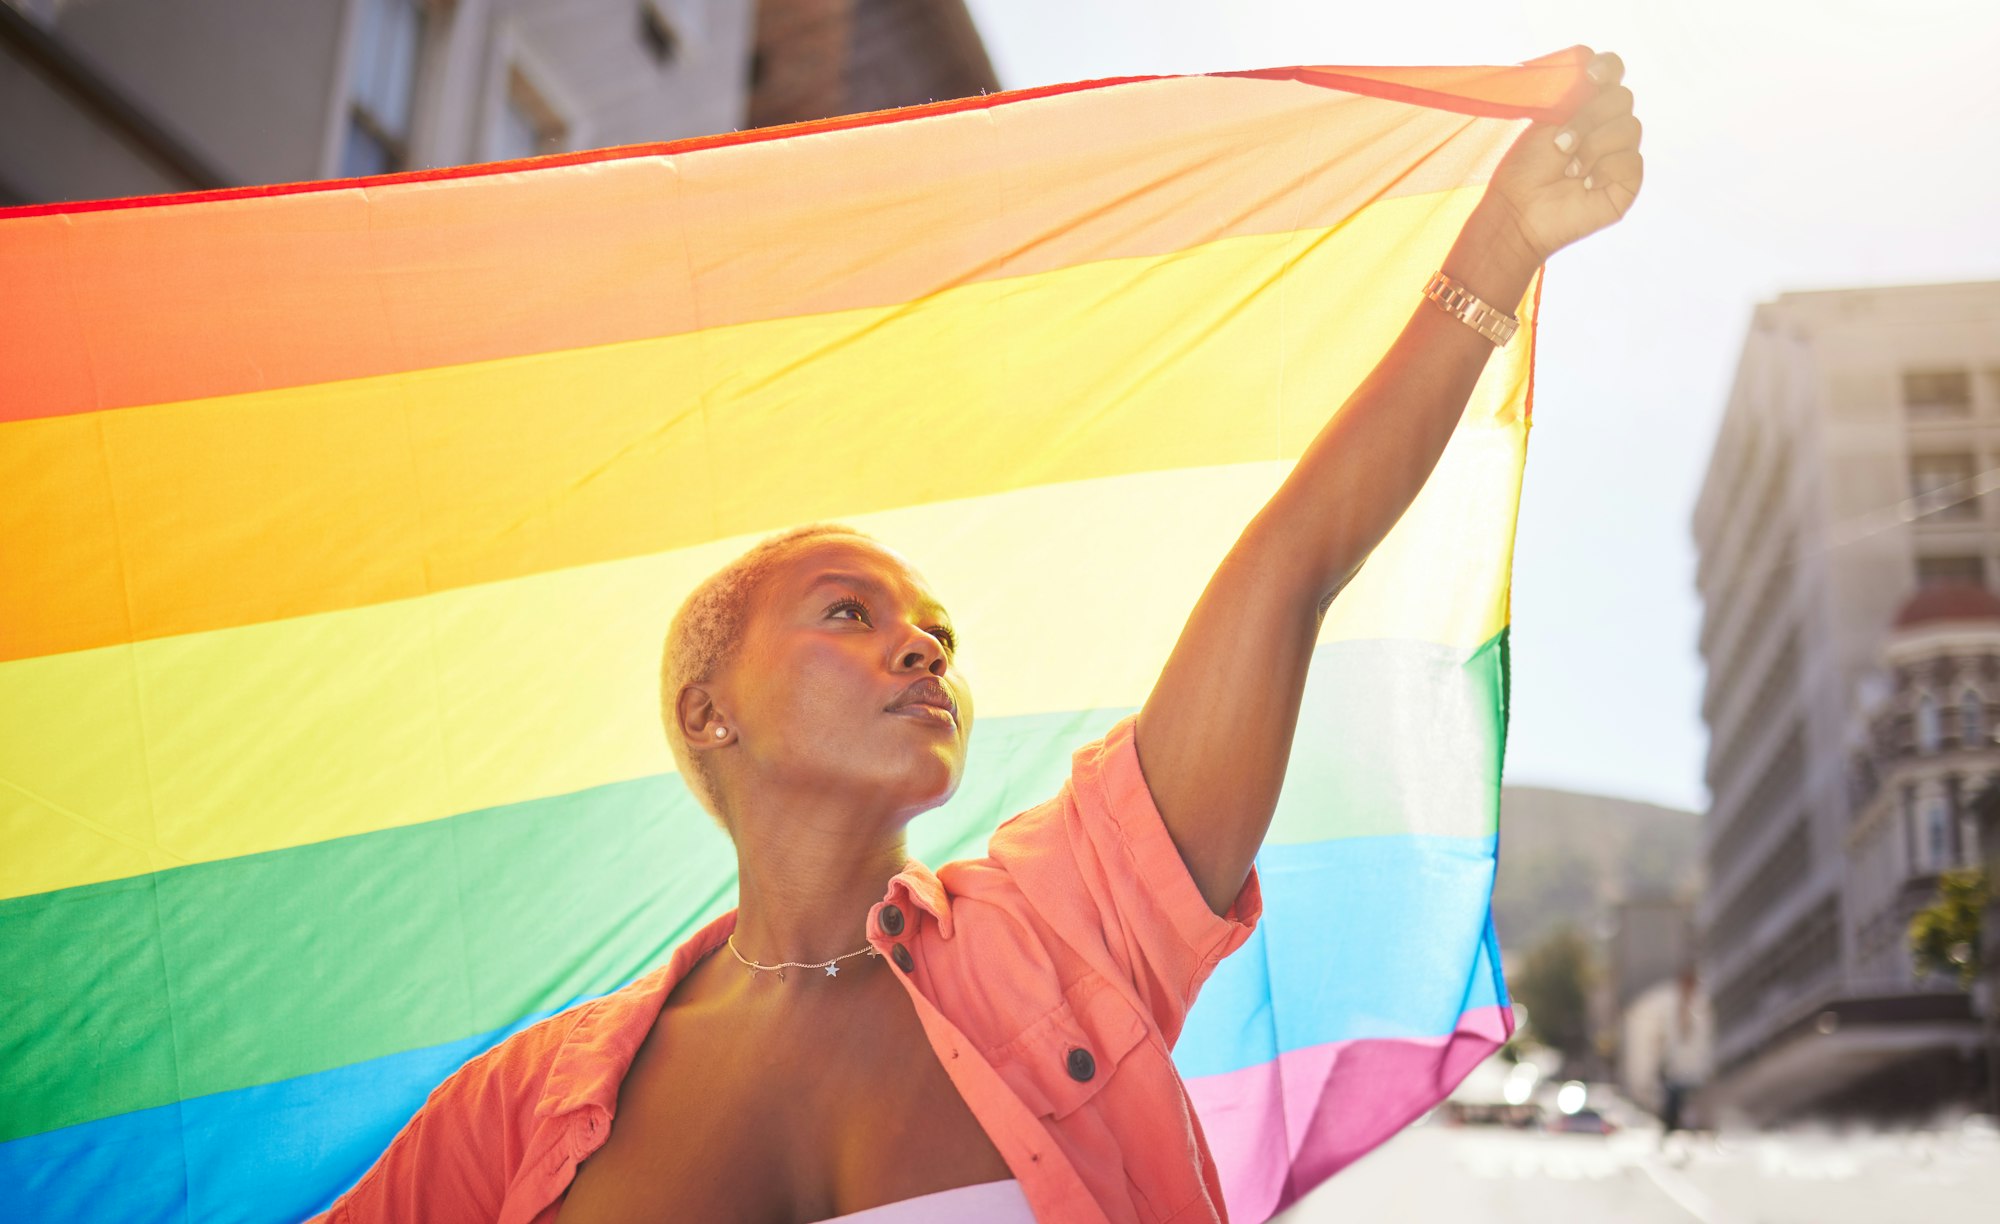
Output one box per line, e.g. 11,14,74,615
891,944,915,973
1066,1046,1096,1083
879,904,905,936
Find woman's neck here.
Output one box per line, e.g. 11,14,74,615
727,813,911,969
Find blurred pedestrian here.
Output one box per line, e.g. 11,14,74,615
1659,964,1712,1154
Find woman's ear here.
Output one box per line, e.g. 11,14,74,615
676,684,730,751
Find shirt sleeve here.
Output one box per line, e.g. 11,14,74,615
987,713,1262,1046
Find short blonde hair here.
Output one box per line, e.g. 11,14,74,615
660,522,878,824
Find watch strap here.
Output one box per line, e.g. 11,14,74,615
1422,269,1519,347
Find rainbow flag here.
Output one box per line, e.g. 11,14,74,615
0,50,1589,1222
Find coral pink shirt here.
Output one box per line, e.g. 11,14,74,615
318,714,1262,1223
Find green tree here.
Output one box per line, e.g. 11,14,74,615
1909,868,1989,989
1512,922,1595,1061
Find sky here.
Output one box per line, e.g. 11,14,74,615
963,0,2000,813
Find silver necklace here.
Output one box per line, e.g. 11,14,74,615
726,933,879,981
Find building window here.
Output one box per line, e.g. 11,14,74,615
1962,688,1985,748
1917,555,1986,587
1919,793,1952,871
640,2,680,65
1917,692,1942,754
342,0,426,177
1848,750,1877,811
1910,452,1980,520
1904,369,1973,420
1900,785,1917,872
492,67,568,162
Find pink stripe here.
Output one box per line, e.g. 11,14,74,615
1185,1006,1515,1222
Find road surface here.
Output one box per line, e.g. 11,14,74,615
1276,1116,2000,1223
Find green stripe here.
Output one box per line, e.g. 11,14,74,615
1266,629,1506,844
0,707,1122,1142
1,632,1503,1142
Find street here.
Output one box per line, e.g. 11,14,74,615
1278,1116,2000,1223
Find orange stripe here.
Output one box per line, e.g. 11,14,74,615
0,58,1587,422
0,189,1514,661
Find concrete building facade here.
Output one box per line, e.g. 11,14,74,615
1691,280,2000,1121
746,0,995,129
1845,586,1999,990
1831,586,1993,1110
2,0,759,206
1609,897,1698,1016
1975,757,2000,1117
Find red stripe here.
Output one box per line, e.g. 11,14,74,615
1218,66,1590,125
0,52,1593,221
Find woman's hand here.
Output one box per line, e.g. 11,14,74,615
1480,48,1644,266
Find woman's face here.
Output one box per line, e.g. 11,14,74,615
716,537,973,824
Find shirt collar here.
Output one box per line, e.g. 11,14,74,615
538,908,738,1122
881,856,953,939
539,857,953,1122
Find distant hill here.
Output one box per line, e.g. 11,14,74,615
1492,785,1702,957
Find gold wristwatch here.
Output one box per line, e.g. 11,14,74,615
1422,270,1519,347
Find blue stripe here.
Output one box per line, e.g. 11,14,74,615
1177,833,1502,1077
0,832,1504,1222
0,1010,564,1224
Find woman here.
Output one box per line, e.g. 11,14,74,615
322,50,1642,1224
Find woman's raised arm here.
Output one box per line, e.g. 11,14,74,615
1136,49,1642,915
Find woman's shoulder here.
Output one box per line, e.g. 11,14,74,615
434,964,680,1115
430,1001,594,1114
316,962,697,1221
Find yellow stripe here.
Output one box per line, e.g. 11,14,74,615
3,186,1515,662
0,374,1530,904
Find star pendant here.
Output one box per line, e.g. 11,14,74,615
825,962,840,977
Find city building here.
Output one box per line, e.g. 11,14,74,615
1829,584,1991,1111
1691,280,2000,1122
1846,585,1998,988
746,0,995,129
1609,897,1698,1015
1974,762,2000,1117
1,0,758,206
3,0,1003,210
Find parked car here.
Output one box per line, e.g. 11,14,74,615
1545,1107,1617,1135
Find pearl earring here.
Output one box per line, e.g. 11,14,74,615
715,727,727,738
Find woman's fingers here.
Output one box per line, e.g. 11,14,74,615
1550,84,1637,180
1480,47,1643,258
1575,113,1643,180
1581,148,1644,205
1567,83,1636,135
